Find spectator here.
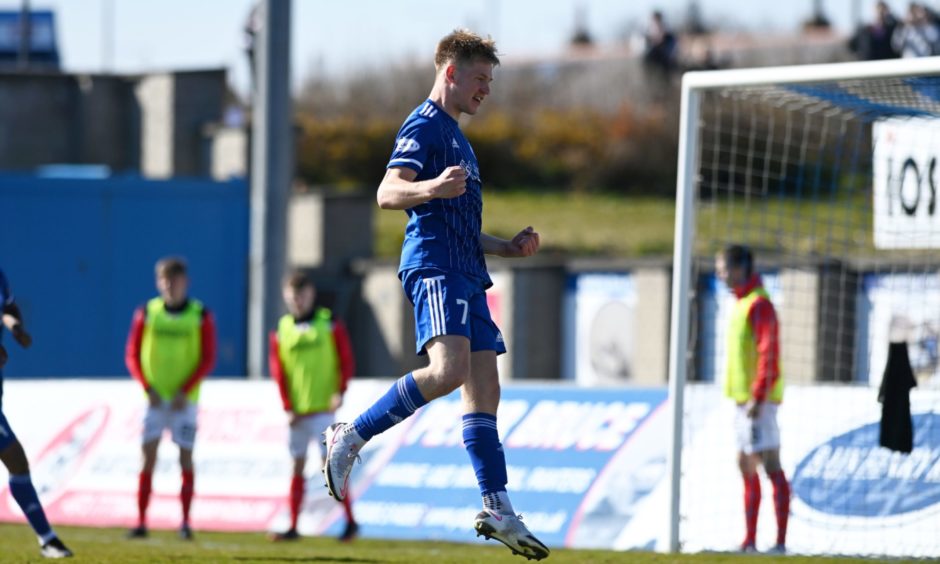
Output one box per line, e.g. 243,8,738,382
644,10,678,75
849,1,900,60
892,2,940,58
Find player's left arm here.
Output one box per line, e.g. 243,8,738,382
332,319,355,411
180,309,218,398
481,226,540,258
749,298,780,411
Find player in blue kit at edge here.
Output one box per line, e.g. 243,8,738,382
323,29,550,560
0,268,73,558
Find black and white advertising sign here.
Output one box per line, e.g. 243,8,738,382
873,118,940,249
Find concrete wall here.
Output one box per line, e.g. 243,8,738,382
0,74,73,169
349,257,674,383
209,125,248,180
779,268,820,385
136,70,228,178
0,73,137,172
77,75,138,170
353,262,424,377
632,267,671,385
137,74,174,178
503,263,567,381
0,69,229,177
172,70,227,176
287,191,374,274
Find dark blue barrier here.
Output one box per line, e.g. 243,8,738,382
0,174,248,377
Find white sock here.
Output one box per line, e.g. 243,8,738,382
483,491,515,515
343,423,366,448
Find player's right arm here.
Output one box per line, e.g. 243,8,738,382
125,307,160,406
0,273,31,349
268,330,295,422
1,303,31,349
376,166,467,210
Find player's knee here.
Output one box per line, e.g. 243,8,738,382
140,443,159,472
429,359,470,392
179,449,194,469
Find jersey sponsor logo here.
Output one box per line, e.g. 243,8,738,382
451,138,459,149
459,159,481,183
791,413,940,517
395,137,421,153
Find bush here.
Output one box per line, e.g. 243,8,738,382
295,103,679,195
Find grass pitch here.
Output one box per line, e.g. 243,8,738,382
0,523,883,563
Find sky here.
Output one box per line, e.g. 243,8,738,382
8,1,913,96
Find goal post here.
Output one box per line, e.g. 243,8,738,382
668,57,940,557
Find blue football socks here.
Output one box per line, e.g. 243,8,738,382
9,474,55,543
353,372,428,441
463,412,511,511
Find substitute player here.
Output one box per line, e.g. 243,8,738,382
0,268,73,558
716,245,789,554
323,29,549,560
268,272,358,542
125,257,216,540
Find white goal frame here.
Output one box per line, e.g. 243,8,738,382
666,55,940,553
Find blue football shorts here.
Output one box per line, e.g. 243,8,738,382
400,267,507,356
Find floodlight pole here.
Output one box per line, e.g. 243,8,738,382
248,0,291,379
18,0,31,68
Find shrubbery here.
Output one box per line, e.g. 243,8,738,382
294,61,679,195
296,103,678,195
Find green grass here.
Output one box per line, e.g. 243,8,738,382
374,189,915,262
375,192,678,259
0,523,883,563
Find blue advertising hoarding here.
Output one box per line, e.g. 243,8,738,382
318,385,669,548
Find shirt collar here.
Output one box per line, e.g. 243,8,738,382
733,274,762,299
426,98,457,125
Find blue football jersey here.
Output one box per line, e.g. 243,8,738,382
387,99,491,286
0,269,10,340
0,268,11,397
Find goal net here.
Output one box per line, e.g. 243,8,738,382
667,58,940,558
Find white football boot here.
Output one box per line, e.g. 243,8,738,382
322,422,364,501
474,509,550,561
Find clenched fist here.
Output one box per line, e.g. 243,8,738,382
431,166,467,199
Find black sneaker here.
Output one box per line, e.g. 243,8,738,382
179,523,194,541
40,537,73,558
268,528,300,542
126,526,148,539
339,520,359,542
